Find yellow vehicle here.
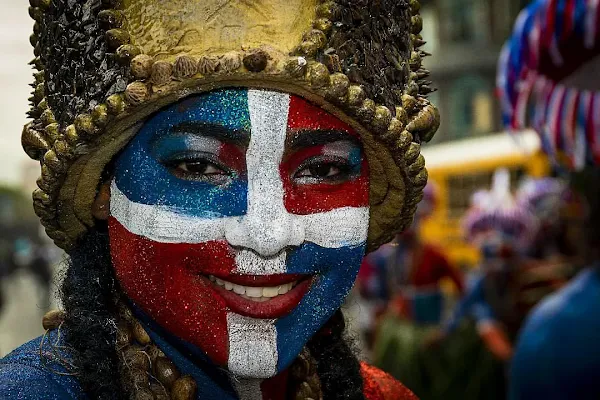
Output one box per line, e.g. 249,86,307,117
420,130,550,269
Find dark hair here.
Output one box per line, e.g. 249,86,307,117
61,229,365,399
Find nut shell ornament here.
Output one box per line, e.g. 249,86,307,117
23,0,439,250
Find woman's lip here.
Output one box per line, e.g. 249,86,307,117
202,275,313,319
206,273,306,287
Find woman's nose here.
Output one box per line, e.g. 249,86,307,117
225,198,304,257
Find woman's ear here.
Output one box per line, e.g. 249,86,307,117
92,181,111,221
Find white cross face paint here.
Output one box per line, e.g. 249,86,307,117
109,88,371,381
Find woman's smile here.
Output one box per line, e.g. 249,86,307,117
204,273,313,319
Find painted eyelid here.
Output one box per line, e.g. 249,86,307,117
152,134,222,160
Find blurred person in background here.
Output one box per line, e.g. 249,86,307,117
498,0,600,398
437,169,537,364
364,182,463,328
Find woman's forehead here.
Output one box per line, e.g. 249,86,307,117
145,88,357,140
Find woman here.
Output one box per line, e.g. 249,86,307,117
0,0,439,399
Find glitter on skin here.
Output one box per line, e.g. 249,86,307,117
109,88,370,383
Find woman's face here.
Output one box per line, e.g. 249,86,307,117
109,89,370,378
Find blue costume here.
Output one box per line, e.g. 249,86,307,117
509,266,600,399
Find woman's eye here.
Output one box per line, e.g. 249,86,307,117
176,161,225,176
296,164,342,179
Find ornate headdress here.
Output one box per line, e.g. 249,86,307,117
463,169,537,250
23,0,439,250
498,0,600,170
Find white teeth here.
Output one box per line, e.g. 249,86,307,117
233,284,245,295
262,286,280,298
208,275,297,301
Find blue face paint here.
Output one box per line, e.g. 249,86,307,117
111,88,369,379
114,89,250,218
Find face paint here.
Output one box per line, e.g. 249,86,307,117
109,89,370,379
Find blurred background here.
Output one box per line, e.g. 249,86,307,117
0,0,589,398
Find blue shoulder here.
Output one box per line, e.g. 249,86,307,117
0,331,84,399
509,268,600,399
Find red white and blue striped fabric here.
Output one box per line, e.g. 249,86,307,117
498,0,600,169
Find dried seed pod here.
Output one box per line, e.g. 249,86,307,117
37,0,50,10
22,124,49,160
412,168,429,188
404,142,421,163
410,0,421,14
37,173,57,194
327,73,349,98
132,321,151,346
33,200,56,221
98,9,126,29
406,103,440,142
29,33,38,47
42,310,66,330
171,376,197,400
396,130,414,153
371,106,392,133
92,104,109,127
303,29,327,49
300,40,319,58
33,189,52,206
28,6,42,21
34,83,45,103
401,94,418,115
155,356,180,389
116,44,142,64
356,99,376,123
395,106,409,126
147,345,165,364
106,94,125,115
74,114,96,137
284,57,308,77
53,140,73,160
40,109,56,126
407,155,426,177
379,117,403,144
43,150,65,173
313,18,332,33
173,55,198,79
37,98,48,112
316,2,336,19
347,85,366,108
197,55,220,75
130,54,154,80
125,82,149,105
124,348,151,370
243,50,269,73
406,81,420,97
409,51,421,72
220,51,242,72
151,61,173,86
411,15,423,34
106,29,131,50
64,125,79,145
44,123,60,144
306,62,330,88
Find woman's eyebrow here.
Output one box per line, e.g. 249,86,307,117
169,121,250,147
287,129,361,150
